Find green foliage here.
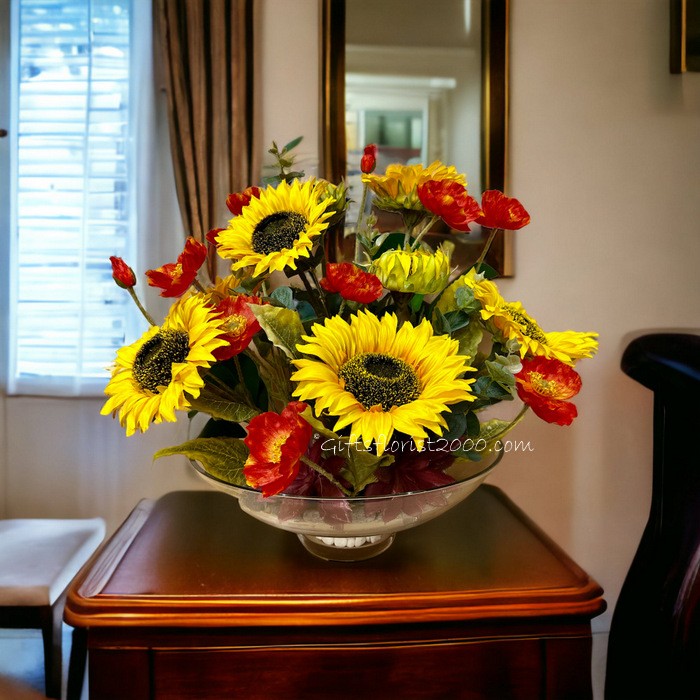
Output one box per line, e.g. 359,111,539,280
469,262,499,279
154,437,249,487
250,305,305,359
339,448,392,496
442,410,468,442
432,308,451,336
187,384,259,423
269,286,295,309
263,137,305,186
485,359,516,389
454,286,482,315
453,322,483,361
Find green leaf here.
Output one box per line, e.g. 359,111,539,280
442,410,467,442
340,448,393,495
454,286,482,315
432,308,451,336
485,359,516,388
300,407,343,443
371,233,408,260
256,350,292,411
250,305,305,359
469,262,499,279
187,384,259,423
296,300,316,322
283,135,303,152
443,310,471,333
479,419,514,445
409,294,424,312
300,408,390,494
466,411,481,438
270,286,295,309
154,437,249,486
453,322,483,360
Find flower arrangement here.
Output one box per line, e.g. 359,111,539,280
103,138,598,504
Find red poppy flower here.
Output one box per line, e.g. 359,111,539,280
226,186,262,216
213,295,264,360
515,356,582,426
360,143,377,174
320,262,383,303
476,190,530,230
146,237,207,297
243,401,313,497
109,256,136,289
417,180,482,232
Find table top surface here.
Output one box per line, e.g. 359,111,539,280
65,486,605,628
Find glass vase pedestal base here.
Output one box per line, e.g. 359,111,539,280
298,533,395,562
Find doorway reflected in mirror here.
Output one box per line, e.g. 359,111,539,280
320,0,510,275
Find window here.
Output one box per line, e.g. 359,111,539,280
4,0,146,395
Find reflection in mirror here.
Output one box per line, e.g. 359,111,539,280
320,0,510,274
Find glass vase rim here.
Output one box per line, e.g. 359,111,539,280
189,449,503,503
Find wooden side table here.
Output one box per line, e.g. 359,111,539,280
65,487,605,700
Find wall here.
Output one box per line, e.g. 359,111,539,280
2,0,699,693
492,0,700,689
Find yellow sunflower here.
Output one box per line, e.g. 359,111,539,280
361,161,466,212
291,310,476,455
439,270,598,364
215,180,332,276
101,296,228,436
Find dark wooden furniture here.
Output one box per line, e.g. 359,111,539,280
606,333,700,699
65,486,604,700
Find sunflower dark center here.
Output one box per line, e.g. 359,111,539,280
251,211,307,255
504,304,548,344
132,329,190,393
338,352,422,411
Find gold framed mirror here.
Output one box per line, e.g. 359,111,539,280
320,0,511,275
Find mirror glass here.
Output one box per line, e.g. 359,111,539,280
345,0,482,226
320,0,509,274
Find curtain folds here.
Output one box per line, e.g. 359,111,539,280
155,0,256,281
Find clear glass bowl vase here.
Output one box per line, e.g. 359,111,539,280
190,450,502,562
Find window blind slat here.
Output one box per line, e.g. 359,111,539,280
11,0,135,392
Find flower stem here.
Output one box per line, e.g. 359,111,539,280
300,455,352,497
474,227,501,273
307,267,330,317
234,354,257,409
411,215,438,250
193,279,206,293
354,183,370,263
127,288,156,326
299,269,325,318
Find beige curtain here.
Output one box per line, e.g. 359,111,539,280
155,0,256,281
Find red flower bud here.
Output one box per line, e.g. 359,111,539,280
361,144,377,174
226,186,262,216
109,256,136,289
